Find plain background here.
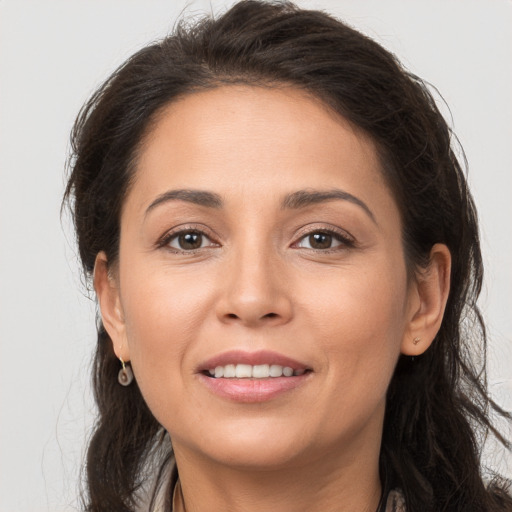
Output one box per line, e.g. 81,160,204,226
0,1,511,510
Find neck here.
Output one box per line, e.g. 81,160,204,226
172,430,383,512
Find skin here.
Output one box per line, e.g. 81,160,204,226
95,85,451,512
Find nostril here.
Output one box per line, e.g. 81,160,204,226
227,313,238,319
263,312,278,319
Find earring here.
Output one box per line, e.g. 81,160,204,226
413,337,421,345
118,358,134,386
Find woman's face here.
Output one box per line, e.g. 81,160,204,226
102,85,421,470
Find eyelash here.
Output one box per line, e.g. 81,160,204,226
157,225,219,254
157,226,355,254
291,227,355,252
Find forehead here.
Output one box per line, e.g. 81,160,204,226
128,85,394,217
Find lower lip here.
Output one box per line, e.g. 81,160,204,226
197,373,310,403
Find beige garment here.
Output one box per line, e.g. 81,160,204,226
385,489,406,512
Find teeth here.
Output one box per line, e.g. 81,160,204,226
270,364,283,377
208,363,303,379
252,364,270,378
235,364,252,378
224,364,236,378
283,366,294,377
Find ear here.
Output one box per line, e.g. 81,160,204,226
93,252,130,362
401,243,451,356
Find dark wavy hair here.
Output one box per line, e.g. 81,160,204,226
63,1,511,510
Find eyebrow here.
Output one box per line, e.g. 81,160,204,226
145,189,223,216
282,188,376,223
144,187,375,223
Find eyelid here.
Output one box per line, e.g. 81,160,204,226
291,224,356,250
156,223,220,251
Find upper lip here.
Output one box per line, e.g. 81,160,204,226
198,350,310,372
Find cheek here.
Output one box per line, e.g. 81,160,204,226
122,255,215,338
300,260,408,397
118,261,218,417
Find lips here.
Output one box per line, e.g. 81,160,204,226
197,350,312,403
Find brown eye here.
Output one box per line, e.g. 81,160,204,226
168,231,211,251
179,232,203,250
295,230,350,250
309,233,332,249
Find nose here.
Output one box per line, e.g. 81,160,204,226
215,246,293,328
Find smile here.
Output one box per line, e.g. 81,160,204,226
208,364,307,379
198,350,312,402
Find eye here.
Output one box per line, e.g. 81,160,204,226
294,230,353,250
165,230,215,251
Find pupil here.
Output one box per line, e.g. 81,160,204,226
310,233,331,249
179,232,202,250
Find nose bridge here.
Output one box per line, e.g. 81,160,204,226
217,229,292,326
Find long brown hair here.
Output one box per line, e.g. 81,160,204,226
64,1,511,510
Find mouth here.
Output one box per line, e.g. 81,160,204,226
204,364,308,379
197,350,313,402
198,349,312,378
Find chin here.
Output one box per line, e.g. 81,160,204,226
174,418,315,470
205,440,309,471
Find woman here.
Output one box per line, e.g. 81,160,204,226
64,1,511,510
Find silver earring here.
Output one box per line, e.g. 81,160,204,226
413,337,421,345
118,358,134,386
